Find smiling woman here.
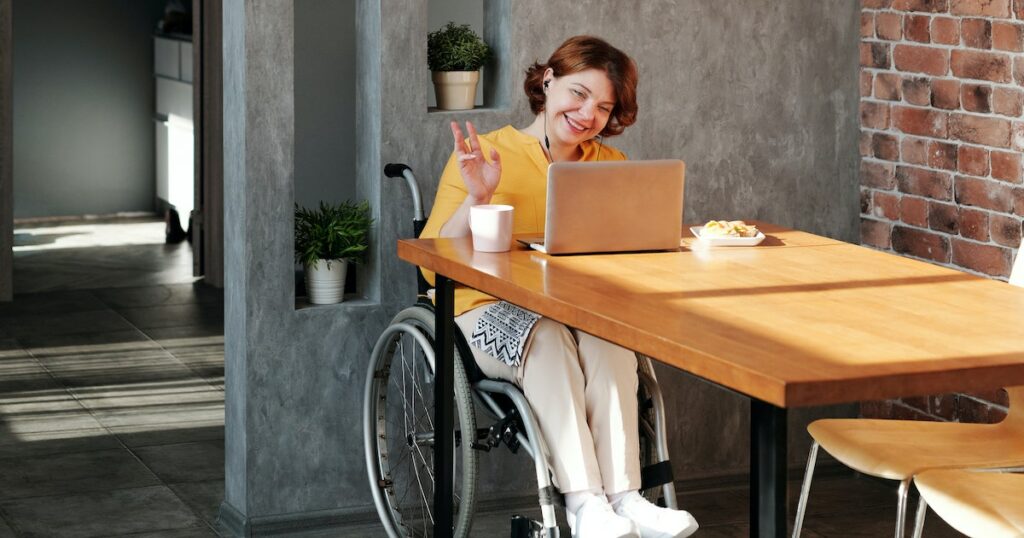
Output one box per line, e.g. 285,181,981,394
417,36,699,538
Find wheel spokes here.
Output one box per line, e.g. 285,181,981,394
372,316,475,538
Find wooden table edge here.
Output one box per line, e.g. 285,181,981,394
399,238,1024,410
398,239,793,407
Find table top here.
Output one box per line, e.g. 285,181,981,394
398,223,1024,408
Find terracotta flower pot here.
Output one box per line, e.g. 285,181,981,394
432,71,480,110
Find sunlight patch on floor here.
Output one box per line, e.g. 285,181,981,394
14,220,167,252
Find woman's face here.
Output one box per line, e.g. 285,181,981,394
543,68,616,148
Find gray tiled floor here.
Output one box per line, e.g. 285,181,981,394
0,221,971,537
2,486,206,537
3,221,223,536
0,278,225,536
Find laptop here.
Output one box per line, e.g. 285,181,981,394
517,159,685,255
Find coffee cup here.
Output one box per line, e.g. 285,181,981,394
469,204,514,252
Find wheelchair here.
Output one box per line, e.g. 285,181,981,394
364,164,679,538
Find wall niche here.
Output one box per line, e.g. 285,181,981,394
426,0,509,113
293,0,363,308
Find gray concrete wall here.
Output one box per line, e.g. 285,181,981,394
427,0,482,42
294,0,357,210
1,0,10,301
221,0,861,531
11,0,165,218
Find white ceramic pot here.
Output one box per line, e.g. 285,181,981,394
305,259,347,304
432,71,480,110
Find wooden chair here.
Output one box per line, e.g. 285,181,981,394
913,469,1024,537
792,237,1024,538
1012,239,1024,287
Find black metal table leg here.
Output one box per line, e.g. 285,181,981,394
434,275,455,537
751,399,787,538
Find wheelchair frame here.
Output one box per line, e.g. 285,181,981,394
364,163,678,537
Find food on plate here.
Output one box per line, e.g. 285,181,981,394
701,220,759,238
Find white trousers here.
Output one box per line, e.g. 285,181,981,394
455,305,641,494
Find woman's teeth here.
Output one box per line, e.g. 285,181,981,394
564,116,587,133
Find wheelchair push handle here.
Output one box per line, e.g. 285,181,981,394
384,163,425,223
385,163,432,296
383,163,411,179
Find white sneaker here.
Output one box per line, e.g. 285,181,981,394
612,492,699,538
567,496,640,538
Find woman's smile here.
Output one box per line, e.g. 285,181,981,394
563,114,590,135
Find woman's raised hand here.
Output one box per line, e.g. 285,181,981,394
451,121,501,203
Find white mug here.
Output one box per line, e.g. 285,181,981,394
469,204,514,252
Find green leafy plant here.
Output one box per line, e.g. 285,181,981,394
427,22,492,72
294,200,373,268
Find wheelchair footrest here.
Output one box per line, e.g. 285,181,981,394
511,514,554,538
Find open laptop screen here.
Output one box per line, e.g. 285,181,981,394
527,160,684,255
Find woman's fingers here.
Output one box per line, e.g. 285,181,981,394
466,121,482,153
451,121,485,158
489,148,501,169
450,121,467,156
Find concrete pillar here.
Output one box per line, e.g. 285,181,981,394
219,0,297,531
218,1,391,533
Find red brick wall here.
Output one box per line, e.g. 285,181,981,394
859,0,1022,423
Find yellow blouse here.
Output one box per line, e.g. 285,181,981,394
419,125,627,316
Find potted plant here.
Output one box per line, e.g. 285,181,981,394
295,200,373,305
428,22,492,110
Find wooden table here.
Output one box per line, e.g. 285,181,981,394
397,222,1024,537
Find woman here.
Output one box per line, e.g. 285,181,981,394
420,36,698,538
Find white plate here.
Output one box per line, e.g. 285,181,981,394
690,226,765,247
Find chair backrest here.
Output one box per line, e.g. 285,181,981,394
1006,386,1024,430
1004,238,1024,425
1011,237,1024,288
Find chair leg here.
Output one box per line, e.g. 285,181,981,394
911,494,928,538
791,441,819,538
895,478,911,538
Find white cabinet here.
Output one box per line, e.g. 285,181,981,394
153,35,194,232
181,42,194,83
156,77,193,122
154,37,180,79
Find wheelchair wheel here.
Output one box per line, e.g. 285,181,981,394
364,305,478,537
